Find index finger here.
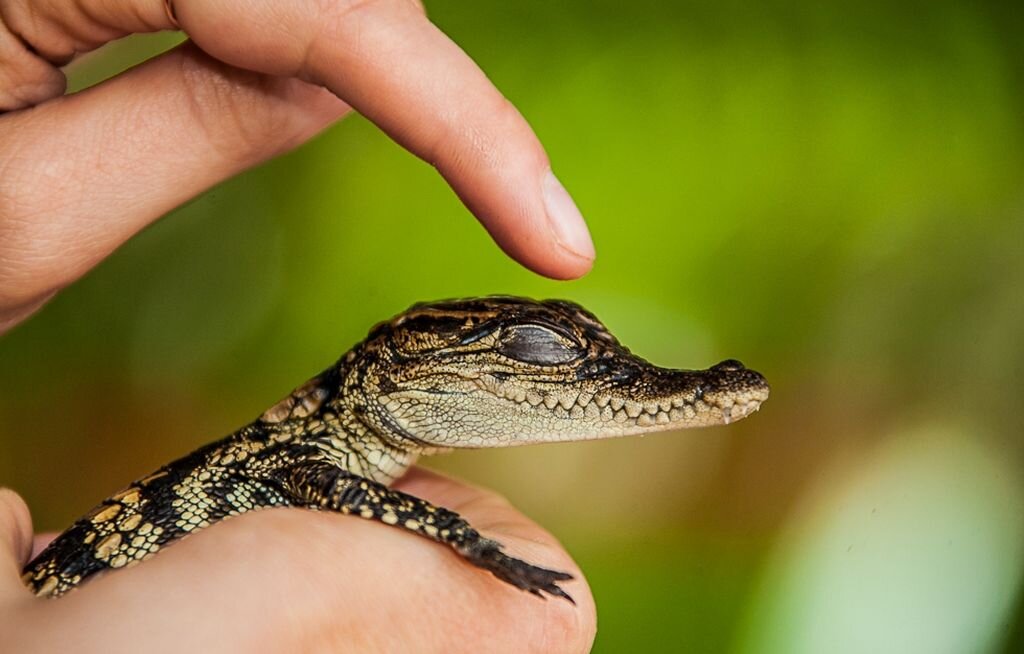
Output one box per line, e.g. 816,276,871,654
177,0,595,279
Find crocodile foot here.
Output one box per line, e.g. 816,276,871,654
461,538,575,604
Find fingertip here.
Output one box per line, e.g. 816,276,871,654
487,227,595,281
471,169,595,281
265,0,596,280
0,487,33,569
467,186,595,280
541,170,595,261
536,249,596,281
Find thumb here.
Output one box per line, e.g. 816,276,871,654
0,488,33,601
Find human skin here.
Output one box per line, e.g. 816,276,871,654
0,0,595,331
0,1,597,651
0,470,596,653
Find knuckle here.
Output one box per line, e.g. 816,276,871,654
0,0,72,63
173,46,294,165
428,95,529,176
310,0,428,51
485,95,534,154
301,0,427,86
0,4,65,110
172,44,341,166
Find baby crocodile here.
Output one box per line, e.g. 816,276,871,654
23,297,769,601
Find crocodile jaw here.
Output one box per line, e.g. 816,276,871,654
378,360,769,448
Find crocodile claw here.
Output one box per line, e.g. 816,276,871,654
464,539,575,604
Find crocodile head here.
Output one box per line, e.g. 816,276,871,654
345,297,769,449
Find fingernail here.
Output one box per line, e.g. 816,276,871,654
542,170,595,261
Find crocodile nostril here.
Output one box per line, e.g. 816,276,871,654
712,359,745,372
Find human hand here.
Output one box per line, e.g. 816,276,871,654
1,468,596,652
0,4,597,647
0,0,595,333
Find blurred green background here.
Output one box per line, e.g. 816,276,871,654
2,1,1023,651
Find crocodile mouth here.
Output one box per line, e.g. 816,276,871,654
483,358,770,432
380,358,770,448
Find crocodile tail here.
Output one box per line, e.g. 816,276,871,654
22,475,178,597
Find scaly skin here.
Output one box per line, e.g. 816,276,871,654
23,297,769,601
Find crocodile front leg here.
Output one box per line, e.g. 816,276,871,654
272,459,575,603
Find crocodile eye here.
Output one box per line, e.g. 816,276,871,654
497,325,580,365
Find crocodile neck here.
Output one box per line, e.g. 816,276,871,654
253,359,422,485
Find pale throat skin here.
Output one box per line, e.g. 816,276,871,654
24,297,769,601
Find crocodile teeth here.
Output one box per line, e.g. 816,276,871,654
731,402,754,420
722,405,733,425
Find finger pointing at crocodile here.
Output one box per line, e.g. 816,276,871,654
0,0,595,330
178,0,595,275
